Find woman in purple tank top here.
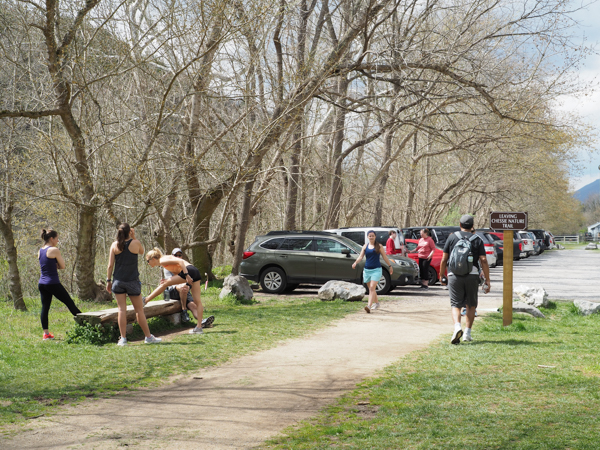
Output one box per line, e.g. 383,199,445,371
38,229,81,340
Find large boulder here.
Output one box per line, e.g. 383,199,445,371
318,281,365,301
513,302,546,318
573,300,600,316
220,275,254,301
513,285,549,308
585,243,598,250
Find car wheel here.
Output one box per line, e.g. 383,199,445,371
283,283,299,293
260,267,287,294
376,270,392,295
428,267,438,285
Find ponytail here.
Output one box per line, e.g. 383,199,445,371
374,240,382,253
41,228,58,243
116,223,131,251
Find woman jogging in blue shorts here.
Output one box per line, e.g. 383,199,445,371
352,230,394,313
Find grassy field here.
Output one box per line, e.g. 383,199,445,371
264,302,600,450
0,282,362,428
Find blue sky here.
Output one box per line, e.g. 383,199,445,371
556,1,600,191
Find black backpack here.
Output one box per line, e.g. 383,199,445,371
448,231,479,276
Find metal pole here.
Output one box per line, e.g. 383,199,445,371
503,230,513,326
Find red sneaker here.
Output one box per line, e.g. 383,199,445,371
43,332,54,340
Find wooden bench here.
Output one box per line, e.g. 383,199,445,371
74,299,184,329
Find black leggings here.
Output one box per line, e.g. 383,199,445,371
418,258,431,283
39,283,81,330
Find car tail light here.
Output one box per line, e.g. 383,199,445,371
519,243,522,251
485,244,494,255
242,251,255,259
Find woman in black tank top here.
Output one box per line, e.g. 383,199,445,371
106,223,161,346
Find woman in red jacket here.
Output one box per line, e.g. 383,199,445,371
386,230,404,256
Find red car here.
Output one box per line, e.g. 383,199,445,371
405,239,444,285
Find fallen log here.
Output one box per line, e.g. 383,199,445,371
74,300,183,326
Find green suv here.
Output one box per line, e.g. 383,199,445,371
240,231,419,295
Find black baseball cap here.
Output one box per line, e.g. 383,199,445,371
459,214,474,228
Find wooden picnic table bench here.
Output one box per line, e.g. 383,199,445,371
74,299,184,327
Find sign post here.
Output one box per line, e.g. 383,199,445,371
490,212,528,327
502,230,513,326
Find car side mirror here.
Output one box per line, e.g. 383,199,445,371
341,249,351,257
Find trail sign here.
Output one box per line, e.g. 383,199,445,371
489,210,528,327
490,212,528,231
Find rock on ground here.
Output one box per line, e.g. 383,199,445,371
318,280,365,301
513,285,549,308
573,300,600,316
220,274,254,301
513,302,546,318
585,243,598,250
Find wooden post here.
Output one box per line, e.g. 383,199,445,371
503,230,513,326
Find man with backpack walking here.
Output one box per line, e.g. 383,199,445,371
439,215,491,344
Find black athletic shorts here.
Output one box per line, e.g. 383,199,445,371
168,286,194,305
448,273,479,309
112,279,142,296
177,265,202,283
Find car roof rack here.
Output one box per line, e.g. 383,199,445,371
265,230,334,236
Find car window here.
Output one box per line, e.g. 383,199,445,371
402,229,419,240
279,238,313,251
316,239,354,254
260,238,285,250
341,232,365,246
375,231,388,245
406,242,418,252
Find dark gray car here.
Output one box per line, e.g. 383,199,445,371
240,231,419,295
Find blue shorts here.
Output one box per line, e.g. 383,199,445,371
363,267,382,283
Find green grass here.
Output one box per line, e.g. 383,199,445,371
0,283,362,428
264,302,600,450
557,242,588,250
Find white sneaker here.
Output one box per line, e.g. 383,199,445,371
189,327,203,335
371,303,379,310
451,329,463,345
117,337,127,346
144,335,162,344
463,333,473,342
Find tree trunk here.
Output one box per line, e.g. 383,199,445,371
231,180,255,275
189,186,229,280
0,214,26,311
75,205,100,301
372,102,396,226
284,127,301,230
403,132,418,228
324,76,350,229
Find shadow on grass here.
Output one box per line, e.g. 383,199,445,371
468,339,560,346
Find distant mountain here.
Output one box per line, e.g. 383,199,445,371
574,179,600,203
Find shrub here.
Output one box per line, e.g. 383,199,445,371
66,322,118,345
